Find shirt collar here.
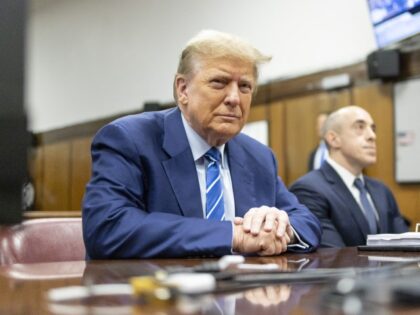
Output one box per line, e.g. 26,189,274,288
181,113,227,167
326,156,364,188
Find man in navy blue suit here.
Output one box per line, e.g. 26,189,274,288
83,30,321,258
290,106,408,247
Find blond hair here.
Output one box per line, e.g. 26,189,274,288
173,30,271,101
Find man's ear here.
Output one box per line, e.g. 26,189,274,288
175,75,188,106
325,130,341,149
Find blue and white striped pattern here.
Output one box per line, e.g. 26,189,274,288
204,148,225,221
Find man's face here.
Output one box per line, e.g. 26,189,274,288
176,57,255,146
335,108,377,170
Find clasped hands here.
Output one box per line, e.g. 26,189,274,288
233,206,295,256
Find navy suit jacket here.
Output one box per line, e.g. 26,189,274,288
83,108,321,258
290,162,408,247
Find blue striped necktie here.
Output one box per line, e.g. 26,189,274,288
354,178,378,234
204,148,225,221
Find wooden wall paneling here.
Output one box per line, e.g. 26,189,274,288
269,100,287,181
401,50,420,78
246,104,290,180
69,136,93,210
246,104,269,144
28,146,44,210
352,82,420,228
247,104,267,122
246,104,268,146
269,62,367,100
284,93,327,186
417,190,420,226
393,186,420,228
329,89,353,111
283,89,352,186
41,141,71,210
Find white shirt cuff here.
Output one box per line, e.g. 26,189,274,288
287,226,310,250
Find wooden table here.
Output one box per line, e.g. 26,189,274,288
1,247,420,315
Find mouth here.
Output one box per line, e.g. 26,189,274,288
363,146,377,154
216,113,241,121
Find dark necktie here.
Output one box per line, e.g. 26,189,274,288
204,148,225,220
354,178,378,234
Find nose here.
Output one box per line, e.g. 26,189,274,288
367,126,376,141
224,83,240,107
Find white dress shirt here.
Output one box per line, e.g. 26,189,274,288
181,114,235,221
181,113,309,251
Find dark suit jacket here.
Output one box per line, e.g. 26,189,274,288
290,162,408,247
83,108,321,258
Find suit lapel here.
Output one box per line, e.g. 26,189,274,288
161,108,203,218
227,138,255,217
321,163,371,236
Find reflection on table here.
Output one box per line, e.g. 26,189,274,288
1,247,420,315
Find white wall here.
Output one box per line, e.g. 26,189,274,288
26,0,377,132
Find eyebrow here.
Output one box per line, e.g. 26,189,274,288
208,68,254,81
353,119,367,125
353,119,376,129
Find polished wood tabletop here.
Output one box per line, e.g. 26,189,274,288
1,247,420,315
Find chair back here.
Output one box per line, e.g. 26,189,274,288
0,218,85,265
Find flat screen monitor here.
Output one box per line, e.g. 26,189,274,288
367,0,420,49
0,0,27,224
